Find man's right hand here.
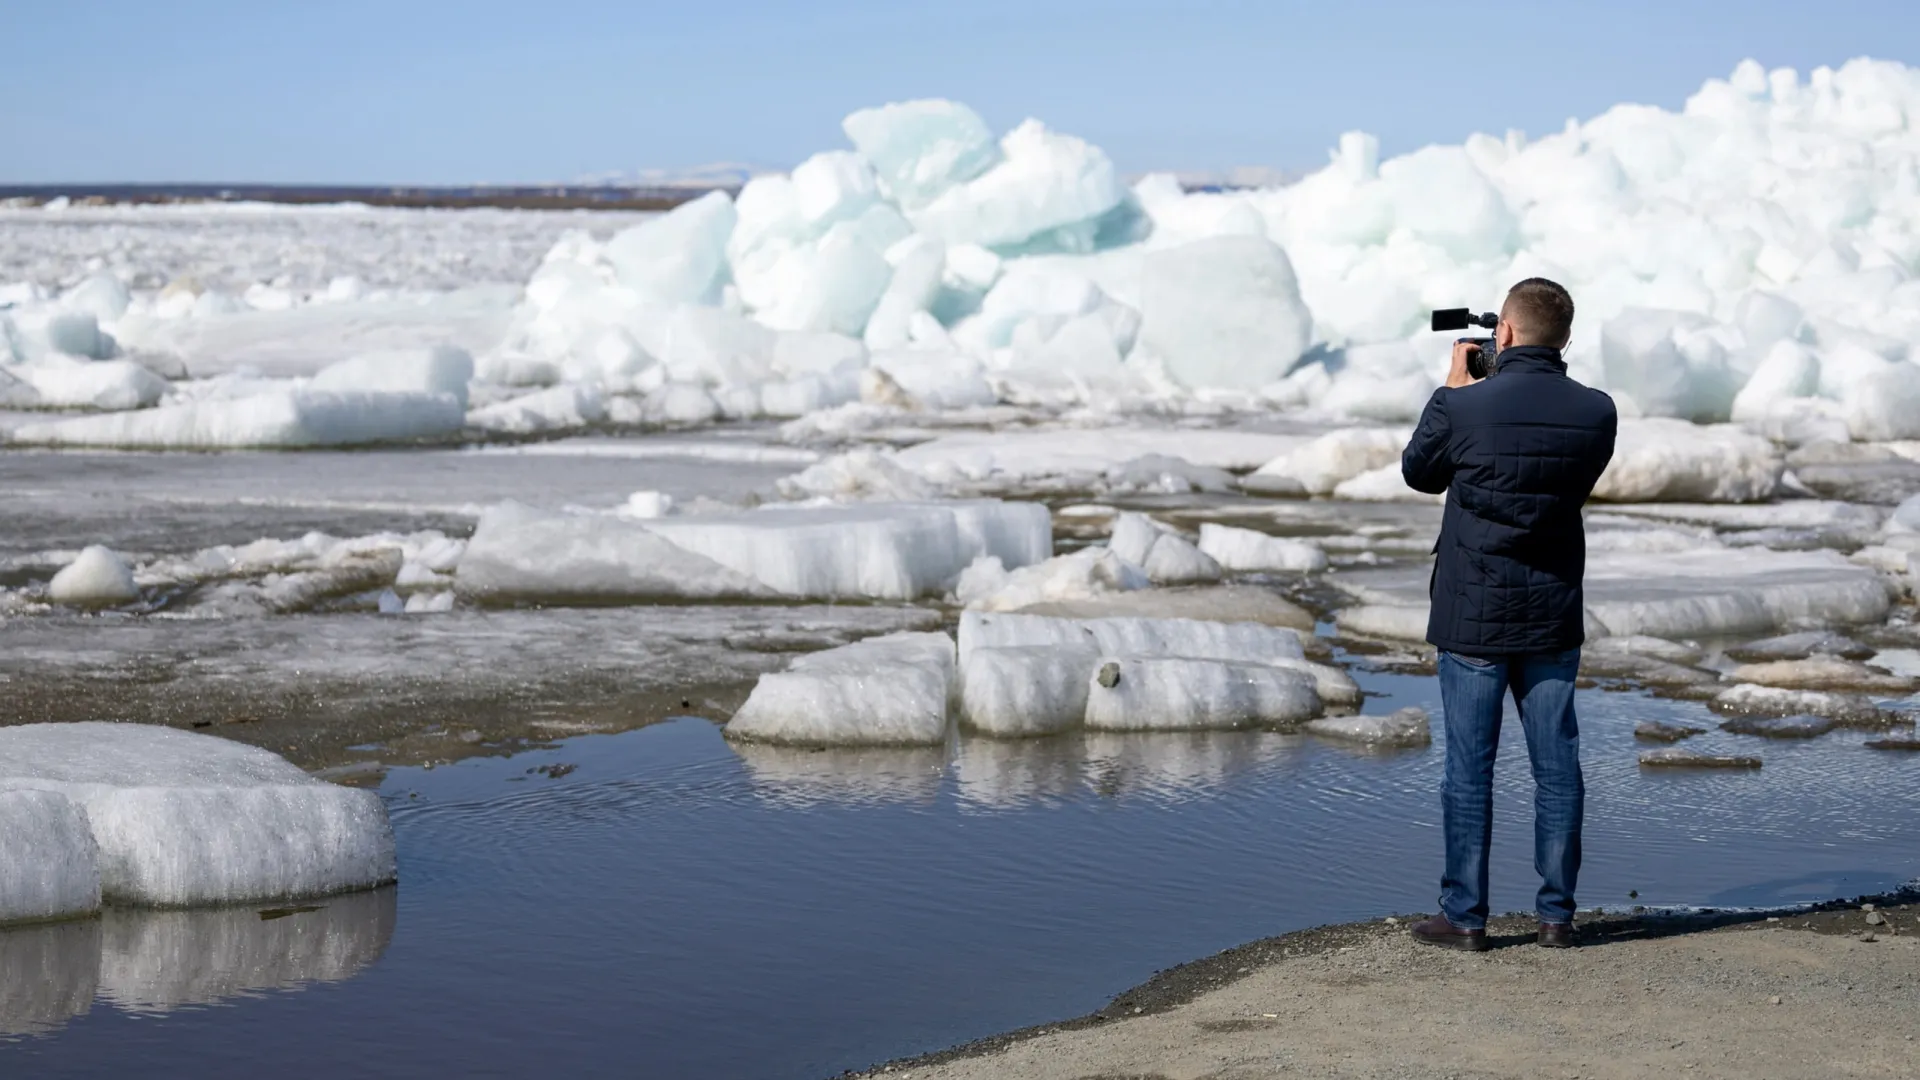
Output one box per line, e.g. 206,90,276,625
1447,341,1486,389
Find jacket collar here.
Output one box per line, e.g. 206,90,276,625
1492,344,1566,375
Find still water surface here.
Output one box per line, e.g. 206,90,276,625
4,670,1915,1078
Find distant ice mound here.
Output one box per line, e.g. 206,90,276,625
471,57,1920,431
0,724,396,909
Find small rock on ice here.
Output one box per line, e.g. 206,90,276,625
48,546,140,608
1084,658,1320,731
1633,720,1707,742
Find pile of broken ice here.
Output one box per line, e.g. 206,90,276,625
0,724,396,927
723,612,1365,745
6,58,1920,455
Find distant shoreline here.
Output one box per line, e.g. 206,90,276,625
0,183,723,212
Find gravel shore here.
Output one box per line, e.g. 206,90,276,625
856,894,1920,1080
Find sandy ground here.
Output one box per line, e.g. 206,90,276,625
860,899,1920,1080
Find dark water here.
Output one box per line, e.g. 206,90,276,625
3,671,1916,1078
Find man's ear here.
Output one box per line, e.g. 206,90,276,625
1496,319,1516,350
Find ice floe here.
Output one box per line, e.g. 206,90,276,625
724,631,958,746
0,789,102,926
0,724,395,907
47,545,140,608
1306,707,1432,747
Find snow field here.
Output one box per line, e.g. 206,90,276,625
0,724,395,907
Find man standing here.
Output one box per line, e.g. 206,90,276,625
1400,278,1617,951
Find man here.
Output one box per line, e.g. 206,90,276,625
1400,278,1617,952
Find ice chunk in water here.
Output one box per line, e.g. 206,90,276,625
49,545,141,608
649,500,1050,601
466,383,608,435
724,632,957,746
1711,684,1905,728
1333,462,1444,503
15,358,167,410
455,503,774,605
1198,524,1330,573
0,789,102,926
1084,658,1320,731
1244,428,1407,496
307,346,474,408
1727,656,1917,694
1719,714,1839,739
602,190,736,304
960,646,1099,737
0,724,395,906
958,610,1306,667
1638,748,1761,769
956,548,1149,612
1722,630,1873,663
1335,604,1430,642
9,389,465,449
842,99,1001,210
1107,513,1222,585
1307,707,1431,747
1135,236,1312,390
1592,420,1782,502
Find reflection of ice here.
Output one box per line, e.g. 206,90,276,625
99,889,396,1013
0,888,395,1036
959,730,1303,808
730,742,947,807
953,737,1086,809
1080,731,1297,802
0,918,99,1038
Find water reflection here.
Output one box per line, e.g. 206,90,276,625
730,729,1341,810
0,888,395,1038
730,742,947,807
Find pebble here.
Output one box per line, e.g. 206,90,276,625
1770,995,1782,1005
1866,911,1886,926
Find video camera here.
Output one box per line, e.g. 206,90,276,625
1431,308,1499,380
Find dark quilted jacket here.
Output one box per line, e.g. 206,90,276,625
1402,345,1618,655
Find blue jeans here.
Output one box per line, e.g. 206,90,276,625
1437,648,1583,929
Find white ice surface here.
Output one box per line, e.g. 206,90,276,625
1592,419,1782,502
724,631,957,746
958,610,1306,667
959,645,1099,737
1083,658,1320,731
1334,546,1892,642
0,724,395,906
1197,524,1329,573
454,502,772,605
48,546,140,608
955,548,1149,612
1244,427,1406,496
1306,707,1432,747
8,389,465,449
647,499,1050,601
306,346,474,409
0,789,102,926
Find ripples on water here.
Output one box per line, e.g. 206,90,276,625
4,677,1915,1078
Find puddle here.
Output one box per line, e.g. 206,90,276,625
3,669,1915,1078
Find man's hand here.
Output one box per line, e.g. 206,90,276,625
1447,341,1486,389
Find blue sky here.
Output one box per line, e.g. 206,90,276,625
5,0,1916,184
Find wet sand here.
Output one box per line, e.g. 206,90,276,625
856,894,1920,1080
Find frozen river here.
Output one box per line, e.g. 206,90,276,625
5,128,1920,1078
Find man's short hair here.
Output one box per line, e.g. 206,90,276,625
1503,278,1575,347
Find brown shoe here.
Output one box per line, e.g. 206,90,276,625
1410,915,1489,952
1538,921,1576,948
